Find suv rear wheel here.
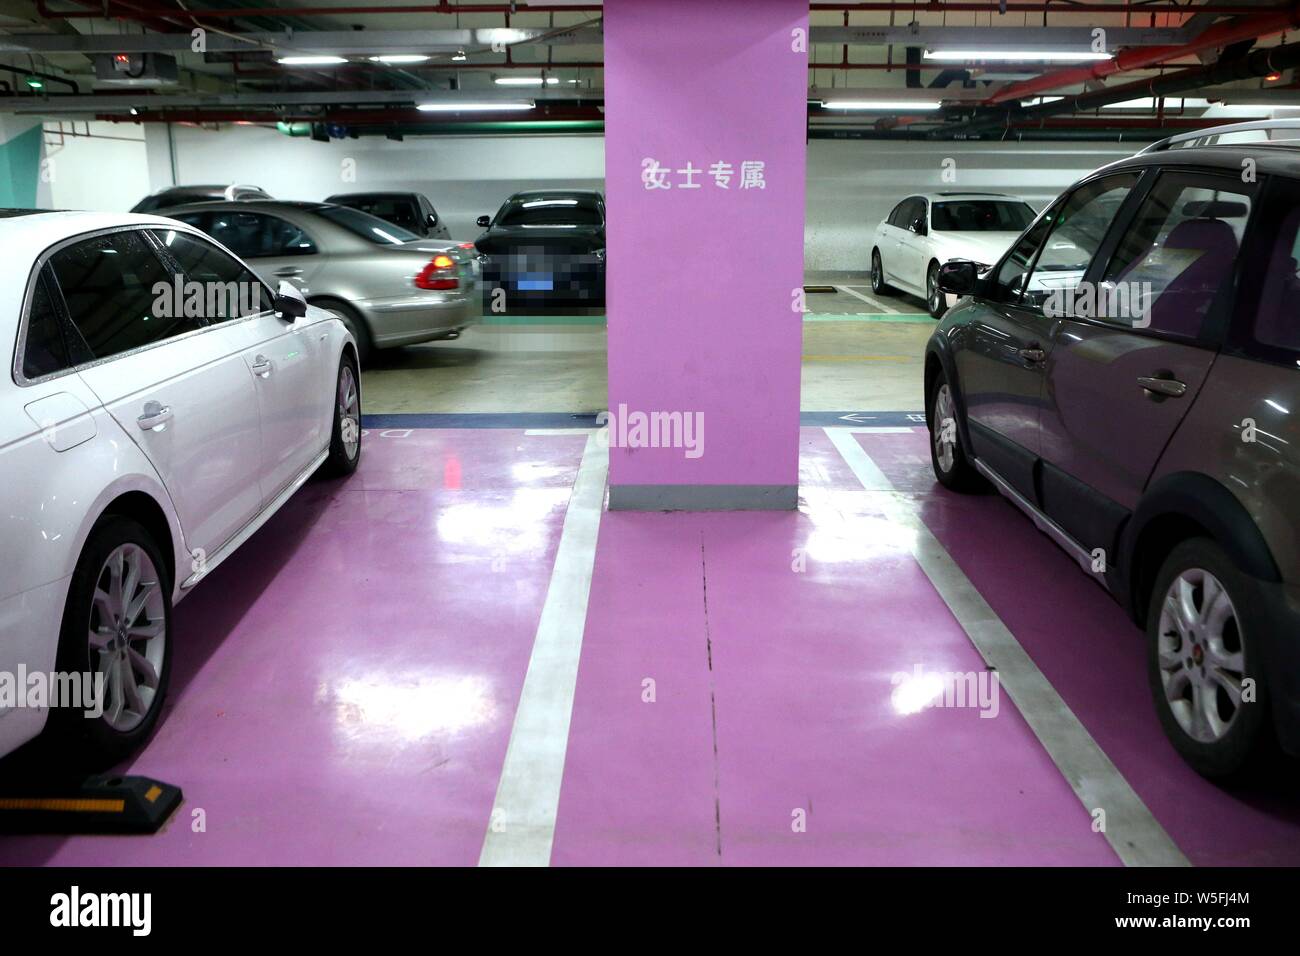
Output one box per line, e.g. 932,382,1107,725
1146,537,1273,778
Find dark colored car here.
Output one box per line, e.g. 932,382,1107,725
926,119,1300,779
474,189,606,309
324,191,451,240
130,184,271,213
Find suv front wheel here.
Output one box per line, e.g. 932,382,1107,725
1146,537,1273,778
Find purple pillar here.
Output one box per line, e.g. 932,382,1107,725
604,0,809,510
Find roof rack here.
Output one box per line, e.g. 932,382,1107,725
1141,118,1300,154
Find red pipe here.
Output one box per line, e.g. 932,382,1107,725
987,9,1300,104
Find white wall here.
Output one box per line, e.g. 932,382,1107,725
151,123,1138,268
164,123,605,240
805,139,1135,272
44,121,148,212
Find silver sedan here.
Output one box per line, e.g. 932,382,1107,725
163,199,481,363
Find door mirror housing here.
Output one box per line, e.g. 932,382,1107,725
427,213,439,228
937,259,979,296
476,215,492,228
274,279,308,320
909,216,927,236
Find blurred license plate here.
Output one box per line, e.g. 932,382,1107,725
518,278,553,291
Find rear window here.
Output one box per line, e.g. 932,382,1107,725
22,269,71,379
332,196,422,232
497,196,602,228
932,201,1035,232
315,205,419,244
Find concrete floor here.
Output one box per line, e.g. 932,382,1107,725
362,280,934,415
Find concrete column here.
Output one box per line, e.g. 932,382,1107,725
604,0,809,510
0,116,48,207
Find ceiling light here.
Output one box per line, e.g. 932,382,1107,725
276,55,347,66
494,76,558,86
821,99,942,111
1101,97,1209,110
452,51,467,61
368,54,430,64
924,49,1113,62
416,101,535,112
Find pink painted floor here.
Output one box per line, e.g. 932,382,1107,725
3,425,1298,866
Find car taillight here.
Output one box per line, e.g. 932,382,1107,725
415,254,459,290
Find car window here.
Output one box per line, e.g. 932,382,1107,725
899,197,926,231
202,211,317,259
1019,173,1140,311
1099,172,1251,338
315,205,419,244
336,196,422,232
990,207,1056,305
931,200,1035,232
497,196,603,227
886,200,909,228
1239,179,1300,360
50,229,202,361
21,268,71,379
151,228,271,319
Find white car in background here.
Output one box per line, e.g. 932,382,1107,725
0,211,361,765
870,192,1037,317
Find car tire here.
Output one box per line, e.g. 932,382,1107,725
320,353,362,479
317,299,372,367
49,515,173,768
870,249,895,296
926,261,947,319
927,370,982,492
1145,537,1276,780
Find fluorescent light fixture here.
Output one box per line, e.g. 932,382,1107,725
821,99,942,111
416,100,535,112
368,54,430,64
452,51,467,61
494,76,558,86
925,49,1113,62
276,55,347,65
1101,96,1209,110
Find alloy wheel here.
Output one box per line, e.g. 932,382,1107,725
928,267,942,315
1156,568,1245,744
88,543,166,733
338,364,361,460
932,383,957,474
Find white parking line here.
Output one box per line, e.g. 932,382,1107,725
835,284,905,313
825,427,1189,867
479,431,607,866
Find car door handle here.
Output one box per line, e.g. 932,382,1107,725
1138,375,1187,397
137,401,172,431
273,267,303,277
1019,347,1046,362
251,354,274,378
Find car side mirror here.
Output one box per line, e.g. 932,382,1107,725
274,279,308,320
427,213,439,227
937,260,978,296
476,215,491,228
910,217,927,236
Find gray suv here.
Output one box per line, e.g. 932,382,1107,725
928,120,1300,779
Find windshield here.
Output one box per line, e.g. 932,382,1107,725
317,204,420,244
497,196,602,228
932,200,1035,232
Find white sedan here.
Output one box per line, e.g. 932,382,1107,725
0,211,360,764
869,192,1037,318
